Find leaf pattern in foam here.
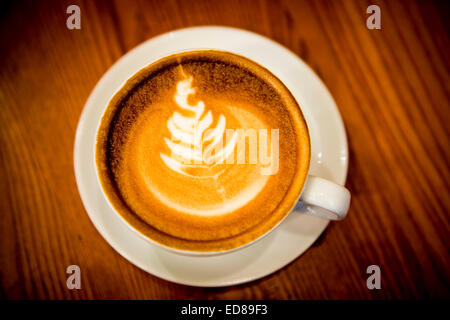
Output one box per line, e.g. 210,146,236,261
161,77,238,178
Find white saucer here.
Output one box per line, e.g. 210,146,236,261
74,26,348,287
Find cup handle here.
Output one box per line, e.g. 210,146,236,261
299,176,351,220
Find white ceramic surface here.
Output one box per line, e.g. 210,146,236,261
74,26,349,287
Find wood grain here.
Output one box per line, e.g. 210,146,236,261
0,0,449,299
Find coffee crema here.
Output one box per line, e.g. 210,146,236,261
96,50,310,252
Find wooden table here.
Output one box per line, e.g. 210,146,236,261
1,0,448,300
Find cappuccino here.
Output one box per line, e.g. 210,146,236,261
96,50,310,252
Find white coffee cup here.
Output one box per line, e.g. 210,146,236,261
95,50,351,257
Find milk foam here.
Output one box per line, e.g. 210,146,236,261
153,77,269,217
161,78,238,178
143,174,268,216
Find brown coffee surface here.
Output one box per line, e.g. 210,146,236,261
96,50,310,252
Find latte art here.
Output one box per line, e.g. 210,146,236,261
161,77,238,178
162,77,281,178
150,74,270,217
96,50,310,252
